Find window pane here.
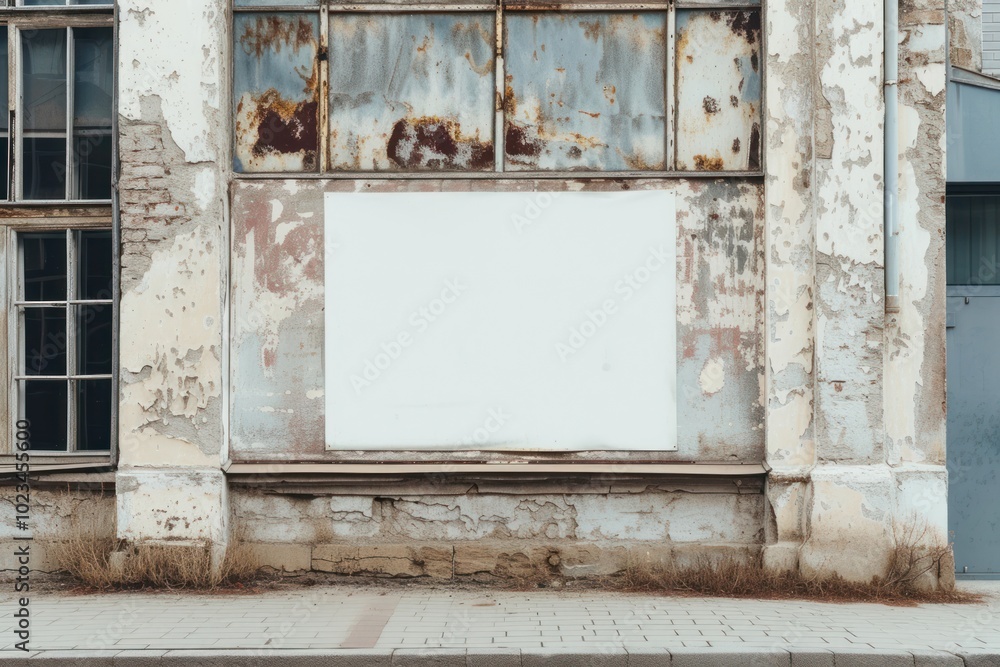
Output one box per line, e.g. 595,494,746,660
675,10,762,171
73,27,113,199
79,230,113,300
234,13,320,173
22,29,68,133
73,134,112,200
329,14,495,171
0,138,8,202
77,379,112,451
20,1,68,5
24,136,68,200
23,380,68,451
77,304,112,375
25,307,67,376
0,26,9,129
23,233,67,302
504,13,666,171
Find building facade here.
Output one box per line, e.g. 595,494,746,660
0,0,988,586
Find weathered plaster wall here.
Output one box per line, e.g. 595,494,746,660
116,0,231,552
0,485,115,574
232,485,765,577
950,0,984,71
230,179,765,464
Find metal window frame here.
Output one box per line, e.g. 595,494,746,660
231,0,765,178
8,224,114,455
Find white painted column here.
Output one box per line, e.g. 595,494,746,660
115,0,231,567
762,0,817,574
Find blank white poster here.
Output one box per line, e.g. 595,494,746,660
324,190,677,451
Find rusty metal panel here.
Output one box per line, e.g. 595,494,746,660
235,0,317,6
503,13,666,171
328,14,495,171
674,10,761,172
233,13,320,173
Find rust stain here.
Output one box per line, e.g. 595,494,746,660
579,19,602,41
730,95,739,108
239,15,316,57
386,116,494,171
748,123,761,171
724,10,761,45
732,138,741,154
578,110,601,119
248,91,319,169
603,85,616,104
504,122,543,161
694,155,725,171
703,96,720,115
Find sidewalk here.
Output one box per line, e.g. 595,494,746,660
2,582,999,665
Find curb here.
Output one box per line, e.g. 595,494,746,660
0,648,999,666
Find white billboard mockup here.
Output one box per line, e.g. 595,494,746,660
324,190,677,451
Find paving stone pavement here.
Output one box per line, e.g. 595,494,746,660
0,582,998,664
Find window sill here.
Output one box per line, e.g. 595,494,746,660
232,170,766,181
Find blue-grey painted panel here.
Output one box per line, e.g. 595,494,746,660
947,79,1000,182
947,292,1000,575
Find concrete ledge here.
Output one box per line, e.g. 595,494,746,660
3,648,999,665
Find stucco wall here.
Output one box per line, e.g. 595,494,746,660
105,0,953,587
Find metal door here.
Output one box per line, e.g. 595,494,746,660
947,287,1000,577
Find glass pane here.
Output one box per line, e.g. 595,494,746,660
71,0,115,5
79,230,113,300
23,233,67,302
329,13,495,171
22,29,68,133
504,13,666,171
25,307,67,376
23,380,68,451
20,1,67,5
74,28,113,129
77,379,112,451
234,13,320,173
77,304,112,375
73,134,112,200
947,195,1000,285
0,137,8,201
23,136,68,200
0,27,9,132
675,10,762,171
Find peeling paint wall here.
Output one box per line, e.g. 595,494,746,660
950,0,984,71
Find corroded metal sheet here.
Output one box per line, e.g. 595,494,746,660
233,13,320,173
329,14,495,171
675,10,761,172
504,13,667,171
230,179,763,462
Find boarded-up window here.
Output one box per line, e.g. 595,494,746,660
232,1,762,174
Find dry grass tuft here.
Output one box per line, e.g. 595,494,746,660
51,529,260,591
613,550,973,606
